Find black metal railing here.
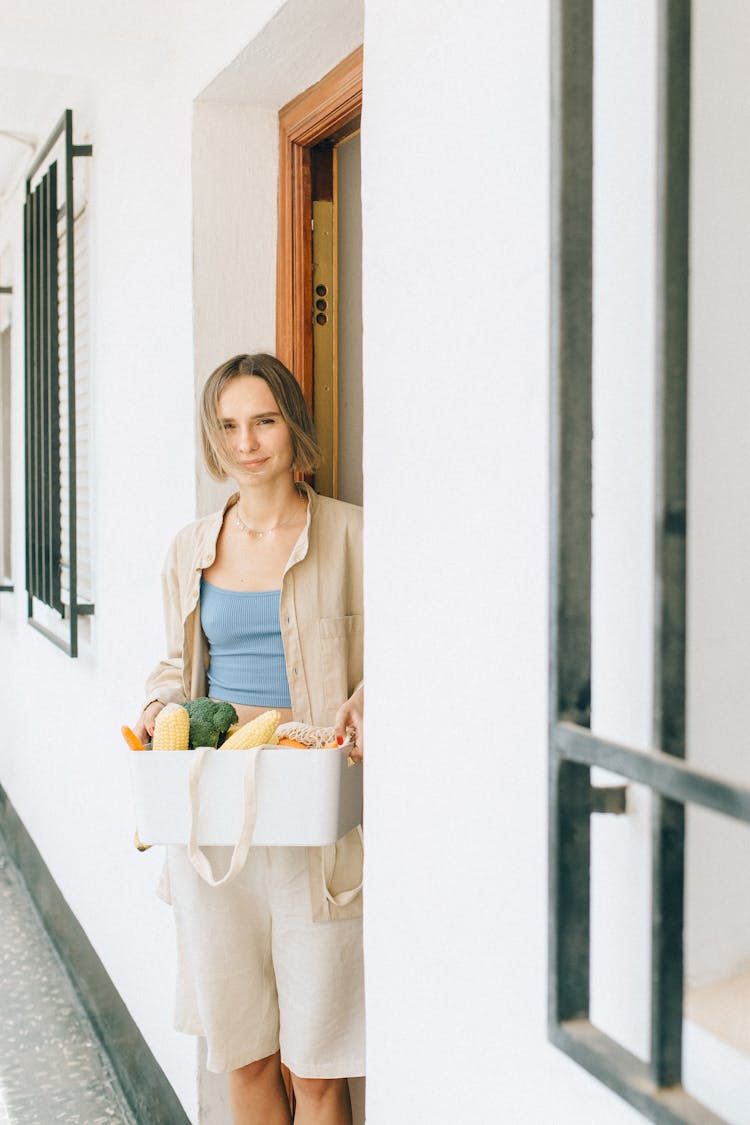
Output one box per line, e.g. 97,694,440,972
24,109,93,656
549,3,747,1123
25,163,62,615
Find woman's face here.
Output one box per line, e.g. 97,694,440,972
217,375,294,483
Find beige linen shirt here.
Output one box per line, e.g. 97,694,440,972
144,484,364,921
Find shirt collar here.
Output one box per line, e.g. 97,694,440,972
198,483,316,572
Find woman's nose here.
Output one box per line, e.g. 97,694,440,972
238,426,259,452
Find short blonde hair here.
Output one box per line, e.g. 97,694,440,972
199,354,321,481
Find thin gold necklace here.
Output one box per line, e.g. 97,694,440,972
234,496,304,540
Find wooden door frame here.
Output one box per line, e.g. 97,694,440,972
276,45,363,409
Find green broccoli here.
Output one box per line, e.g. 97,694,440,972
181,698,239,748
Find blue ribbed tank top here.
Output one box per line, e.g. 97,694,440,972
200,578,292,708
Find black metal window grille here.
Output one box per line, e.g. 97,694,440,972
24,109,93,656
549,3,750,1124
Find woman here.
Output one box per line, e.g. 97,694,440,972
133,354,364,1125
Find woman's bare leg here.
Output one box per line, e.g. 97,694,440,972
290,1075,352,1125
229,1051,293,1125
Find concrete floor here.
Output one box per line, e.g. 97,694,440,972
0,839,137,1125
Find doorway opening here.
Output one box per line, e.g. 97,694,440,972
277,47,363,502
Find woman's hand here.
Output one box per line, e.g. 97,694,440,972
133,700,164,744
334,685,364,762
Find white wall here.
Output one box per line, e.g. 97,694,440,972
685,0,750,989
361,2,640,1122
192,98,279,519
589,0,657,1063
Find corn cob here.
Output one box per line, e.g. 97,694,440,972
221,709,280,749
152,703,190,751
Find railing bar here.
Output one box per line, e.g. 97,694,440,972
47,167,56,610
32,183,41,604
556,723,750,824
45,173,53,605
41,170,51,609
549,0,594,1030
651,0,691,1088
25,111,67,186
49,162,62,616
45,167,56,610
28,185,35,601
49,171,58,609
27,615,73,656
551,0,593,731
23,192,32,604
553,1021,728,1125
64,110,78,654
38,176,45,606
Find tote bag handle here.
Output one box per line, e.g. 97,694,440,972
186,746,261,887
322,824,364,906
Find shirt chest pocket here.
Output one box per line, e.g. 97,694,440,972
319,615,363,710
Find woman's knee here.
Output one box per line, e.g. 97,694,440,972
231,1050,282,1087
291,1074,349,1105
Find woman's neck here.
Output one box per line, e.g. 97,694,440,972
234,477,302,527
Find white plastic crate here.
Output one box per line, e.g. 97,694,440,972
129,744,362,847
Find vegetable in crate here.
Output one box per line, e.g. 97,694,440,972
221,709,280,749
182,698,239,748
153,703,190,751
121,725,146,751
276,722,337,748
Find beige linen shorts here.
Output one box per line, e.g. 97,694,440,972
160,843,365,1076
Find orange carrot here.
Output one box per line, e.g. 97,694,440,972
121,725,146,751
277,737,308,748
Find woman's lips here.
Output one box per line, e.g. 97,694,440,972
239,458,268,469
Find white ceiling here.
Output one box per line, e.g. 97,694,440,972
0,0,175,203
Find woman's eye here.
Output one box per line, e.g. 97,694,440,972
257,418,274,426
222,422,235,431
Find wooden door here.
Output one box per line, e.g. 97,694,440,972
277,47,363,500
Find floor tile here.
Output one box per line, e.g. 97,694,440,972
0,841,137,1125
